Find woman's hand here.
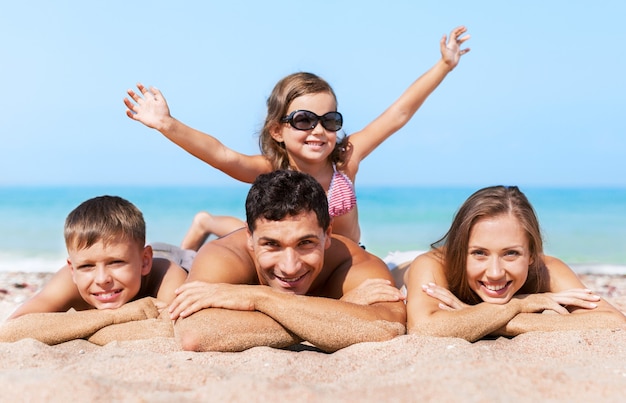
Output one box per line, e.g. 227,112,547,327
513,289,600,315
545,288,600,310
422,282,469,311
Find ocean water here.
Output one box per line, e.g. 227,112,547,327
1,186,625,274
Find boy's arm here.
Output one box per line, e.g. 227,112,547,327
87,317,174,346
348,26,470,164
8,265,88,319
124,84,272,183
0,297,161,345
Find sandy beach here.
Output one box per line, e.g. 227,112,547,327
1,271,626,402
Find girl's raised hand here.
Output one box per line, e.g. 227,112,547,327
440,25,470,70
124,83,172,130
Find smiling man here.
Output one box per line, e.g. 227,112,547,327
170,170,406,352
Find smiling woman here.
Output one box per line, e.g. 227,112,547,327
404,185,626,342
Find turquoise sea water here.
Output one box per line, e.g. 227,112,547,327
0,186,625,274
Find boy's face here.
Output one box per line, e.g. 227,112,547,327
247,211,332,295
67,240,152,309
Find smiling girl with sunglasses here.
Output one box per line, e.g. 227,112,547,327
124,26,470,251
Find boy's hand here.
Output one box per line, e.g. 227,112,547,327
112,297,161,324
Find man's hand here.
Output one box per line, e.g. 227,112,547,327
169,281,261,320
341,279,405,305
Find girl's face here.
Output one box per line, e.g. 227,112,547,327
465,213,532,304
271,92,339,167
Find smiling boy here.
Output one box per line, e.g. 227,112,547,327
0,195,188,345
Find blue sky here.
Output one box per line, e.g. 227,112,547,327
2,1,624,187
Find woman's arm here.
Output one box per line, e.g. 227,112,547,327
124,84,272,183
405,252,567,342
346,26,470,168
496,256,626,336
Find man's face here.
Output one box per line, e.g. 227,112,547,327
247,211,332,295
68,240,152,309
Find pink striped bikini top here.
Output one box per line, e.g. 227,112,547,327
327,164,357,217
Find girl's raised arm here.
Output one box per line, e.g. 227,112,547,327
347,26,470,167
124,84,272,183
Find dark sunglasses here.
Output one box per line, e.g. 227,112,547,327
281,110,343,132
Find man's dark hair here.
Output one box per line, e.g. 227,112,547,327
246,170,330,232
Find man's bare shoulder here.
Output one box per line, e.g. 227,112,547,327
190,229,257,284
313,234,392,298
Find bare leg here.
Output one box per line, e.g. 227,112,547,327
180,211,245,251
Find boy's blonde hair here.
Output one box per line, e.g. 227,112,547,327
64,195,146,252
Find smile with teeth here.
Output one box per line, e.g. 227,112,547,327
276,273,307,283
305,141,324,147
93,289,122,299
481,281,511,291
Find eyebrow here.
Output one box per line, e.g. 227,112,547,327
468,244,526,250
257,234,321,244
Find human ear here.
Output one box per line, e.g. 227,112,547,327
67,259,78,285
246,225,255,252
141,245,153,275
323,222,333,250
269,123,284,143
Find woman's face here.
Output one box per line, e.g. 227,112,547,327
465,213,532,304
